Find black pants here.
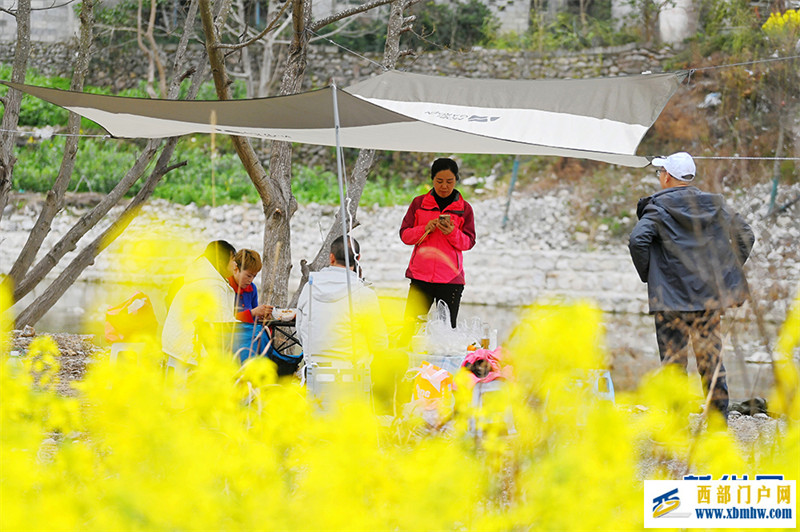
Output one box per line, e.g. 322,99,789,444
654,310,729,417
402,279,464,341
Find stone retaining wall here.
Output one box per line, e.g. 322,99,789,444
0,41,674,92
3,185,797,326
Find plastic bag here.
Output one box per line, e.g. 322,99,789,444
419,301,488,357
412,361,454,402
409,361,455,426
105,291,159,343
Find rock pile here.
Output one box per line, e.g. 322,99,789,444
1,182,798,322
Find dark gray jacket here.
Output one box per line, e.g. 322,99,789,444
629,186,754,313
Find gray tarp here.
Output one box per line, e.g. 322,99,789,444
2,70,687,167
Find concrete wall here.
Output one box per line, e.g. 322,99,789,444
611,0,698,45
0,0,77,43
0,0,704,45
485,0,530,34
659,0,697,44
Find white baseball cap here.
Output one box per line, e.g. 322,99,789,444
651,152,696,181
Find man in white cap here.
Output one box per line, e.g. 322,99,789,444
629,152,755,423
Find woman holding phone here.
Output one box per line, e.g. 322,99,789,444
399,158,476,336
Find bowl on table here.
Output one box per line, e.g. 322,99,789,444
271,308,297,321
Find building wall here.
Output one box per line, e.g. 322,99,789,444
611,0,698,45
0,0,77,42
484,0,530,34
659,0,697,44
0,0,534,43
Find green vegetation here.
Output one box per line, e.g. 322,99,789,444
331,0,498,53
10,136,435,206
494,11,636,51
408,0,498,50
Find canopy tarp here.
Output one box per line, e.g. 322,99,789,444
3,70,687,167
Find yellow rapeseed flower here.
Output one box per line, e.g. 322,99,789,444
1,223,798,531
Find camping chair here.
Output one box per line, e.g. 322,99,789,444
304,354,372,411
468,379,517,439
234,320,301,377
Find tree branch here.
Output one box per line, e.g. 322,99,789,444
310,0,394,32
15,138,184,327
0,0,30,223
12,0,207,304
5,0,95,287
215,0,292,51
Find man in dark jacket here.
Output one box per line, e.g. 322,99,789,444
629,152,755,420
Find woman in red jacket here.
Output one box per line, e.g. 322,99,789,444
400,158,476,334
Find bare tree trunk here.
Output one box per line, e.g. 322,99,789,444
12,139,161,302
259,38,276,97
5,0,95,293
0,0,31,224
258,12,293,97
16,140,187,326
579,0,592,31
232,0,255,96
137,0,168,98
260,0,310,305
202,0,398,305
292,0,413,305
198,0,297,309
14,0,209,324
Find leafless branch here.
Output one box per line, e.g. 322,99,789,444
137,0,166,98
308,17,359,43
2,0,79,14
6,0,95,287
310,0,393,32
215,0,292,51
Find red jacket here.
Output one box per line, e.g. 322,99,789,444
400,190,476,284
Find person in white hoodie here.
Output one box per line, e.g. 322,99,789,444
162,240,237,375
296,236,388,364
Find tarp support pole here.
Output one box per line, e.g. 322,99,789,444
331,82,357,358
502,156,520,229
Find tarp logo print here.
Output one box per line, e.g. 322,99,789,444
422,111,501,123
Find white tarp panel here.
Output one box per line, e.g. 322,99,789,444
2,70,686,167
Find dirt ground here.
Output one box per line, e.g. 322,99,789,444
10,328,102,397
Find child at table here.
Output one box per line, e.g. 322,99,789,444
228,249,273,363
229,249,273,324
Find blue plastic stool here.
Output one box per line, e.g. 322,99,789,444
588,369,615,403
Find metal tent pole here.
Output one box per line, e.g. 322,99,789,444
331,82,357,357
501,156,520,229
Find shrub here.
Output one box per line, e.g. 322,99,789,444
407,0,498,50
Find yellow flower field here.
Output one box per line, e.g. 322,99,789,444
1,230,798,531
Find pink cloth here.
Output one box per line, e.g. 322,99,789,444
462,347,511,385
